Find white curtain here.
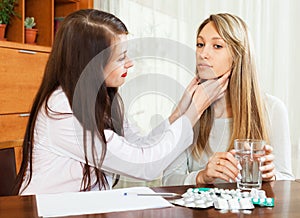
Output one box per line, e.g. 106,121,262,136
94,0,300,186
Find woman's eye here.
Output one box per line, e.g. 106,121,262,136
118,56,126,61
214,44,223,49
196,43,204,48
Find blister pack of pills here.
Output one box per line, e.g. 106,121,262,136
170,188,214,209
169,187,274,211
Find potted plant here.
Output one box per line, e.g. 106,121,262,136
24,16,37,44
0,0,18,40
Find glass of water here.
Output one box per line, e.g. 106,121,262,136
234,139,266,190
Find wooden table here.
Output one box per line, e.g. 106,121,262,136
0,180,299,218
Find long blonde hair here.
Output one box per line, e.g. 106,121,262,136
192,13,269,160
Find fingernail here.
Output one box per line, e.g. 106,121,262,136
238,173,242,180
259,166,265,171
229,178,233,183
260,157,266,162
237,163,242,170
262,174,267,178
235,177,240,182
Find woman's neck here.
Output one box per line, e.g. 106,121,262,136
213,90,232,118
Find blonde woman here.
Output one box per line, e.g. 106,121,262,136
163,13,294,185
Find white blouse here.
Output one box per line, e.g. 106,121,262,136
20,87,193,195
162,94,295,186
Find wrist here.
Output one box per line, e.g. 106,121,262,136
169,108,181,124
196,171,205,184
184,107,203,127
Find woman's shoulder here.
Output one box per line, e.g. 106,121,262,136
47,87,72,113
264,93,288,115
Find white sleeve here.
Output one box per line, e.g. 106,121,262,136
46,96,194,181
102,115,194,181
162,150,199,186
123,117,171,146
266,95,295,180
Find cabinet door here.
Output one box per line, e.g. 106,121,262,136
0,114,29,142
0,47,49,114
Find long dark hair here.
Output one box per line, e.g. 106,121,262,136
13,9,128,194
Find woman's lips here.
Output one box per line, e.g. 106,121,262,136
121,73,127,77
198,63,212,68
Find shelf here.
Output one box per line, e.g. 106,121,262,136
26,0,53,46
5,0,24,44
0,41,51,52
55,0,80,3
1,0,93,47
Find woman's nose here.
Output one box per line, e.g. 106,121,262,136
197,47,210,59
125,57,134,68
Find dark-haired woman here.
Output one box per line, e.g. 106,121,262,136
14,9,228,195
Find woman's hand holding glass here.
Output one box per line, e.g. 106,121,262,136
195,151,241,184
260,144,276,181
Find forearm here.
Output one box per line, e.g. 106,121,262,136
102,116,194,180
168,108,181,124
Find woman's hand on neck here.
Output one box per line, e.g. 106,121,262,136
213,90,232,118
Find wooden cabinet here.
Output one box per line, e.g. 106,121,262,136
0,44,50,114
0,41,51,142
0,0,93,168
0,41,50,173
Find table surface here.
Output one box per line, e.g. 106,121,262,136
1,180,300,218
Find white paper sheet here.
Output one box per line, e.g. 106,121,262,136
36,187,174,217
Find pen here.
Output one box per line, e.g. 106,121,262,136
123,192,181,197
